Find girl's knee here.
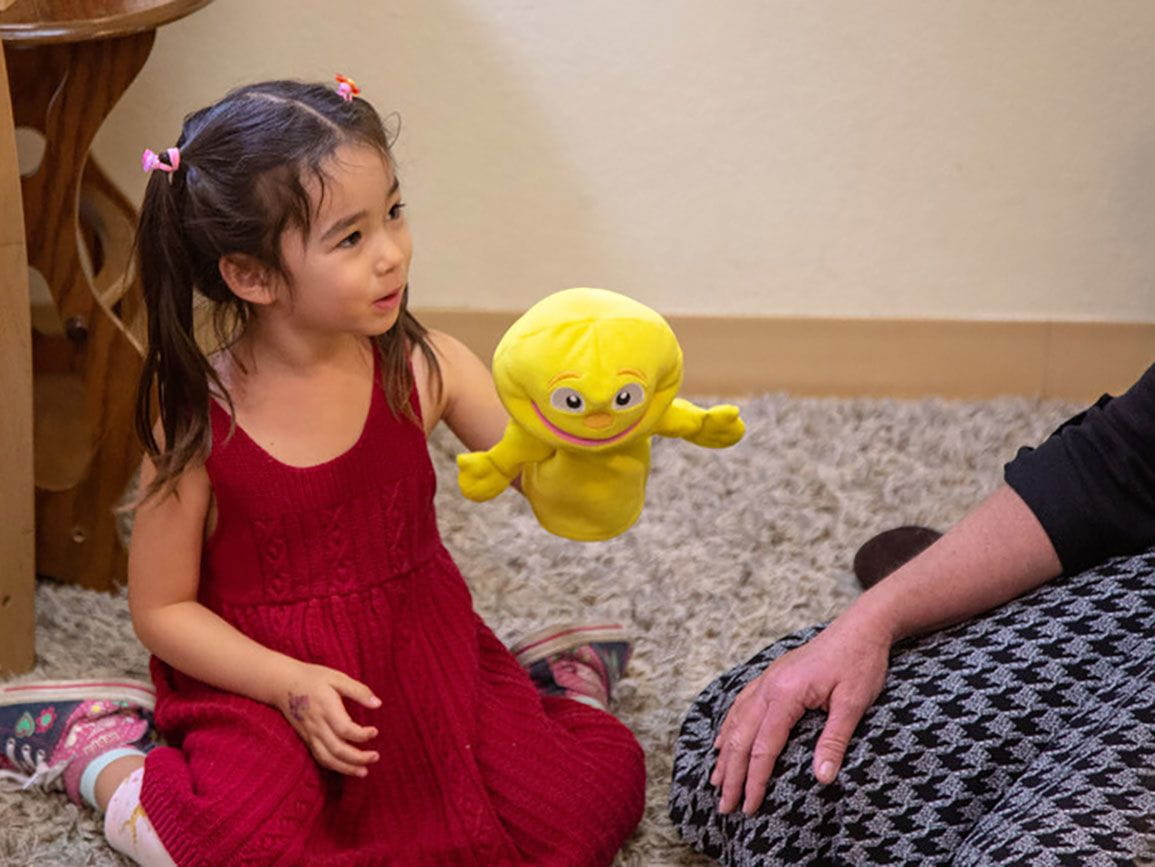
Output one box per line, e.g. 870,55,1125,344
571,739,647,837
104,767,177,867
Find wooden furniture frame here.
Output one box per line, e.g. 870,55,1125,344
1,1,211,602
0,42,34,675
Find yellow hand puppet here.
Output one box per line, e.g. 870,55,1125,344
456,287,745,541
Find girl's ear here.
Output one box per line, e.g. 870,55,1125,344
219,254,277,306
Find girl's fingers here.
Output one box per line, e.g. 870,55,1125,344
317,724,379,769
321,690,380,743
312,740,370,777
331,675,382,710
321,694,379,741
339,720,379,743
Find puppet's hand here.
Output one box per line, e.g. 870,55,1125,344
457,451,516,501
687,404,745,448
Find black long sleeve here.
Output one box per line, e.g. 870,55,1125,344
1004,363,1155,574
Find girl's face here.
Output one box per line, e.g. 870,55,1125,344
276,143,412,338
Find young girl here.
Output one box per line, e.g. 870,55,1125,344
0,79,644,865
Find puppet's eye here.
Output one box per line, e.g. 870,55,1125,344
613,383,645,410
550,387,585,413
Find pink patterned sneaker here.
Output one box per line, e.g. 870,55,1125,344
510,623,632,711
0,679,156,805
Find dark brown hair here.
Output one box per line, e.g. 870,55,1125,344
134,80,440,501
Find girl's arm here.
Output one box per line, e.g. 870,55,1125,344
414,329,509,451
129,458,291,701
712,484,1062,815
128,452,381,776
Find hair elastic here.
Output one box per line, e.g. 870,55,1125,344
141,147,181,174
335,74,361,102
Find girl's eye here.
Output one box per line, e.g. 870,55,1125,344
613,383,645,410
338,230,362,248
388,202,406,221
549,387,585,414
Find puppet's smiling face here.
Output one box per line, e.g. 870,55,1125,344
528,335,657,448
493,290,684,452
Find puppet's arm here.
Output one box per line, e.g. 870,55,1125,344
654,397,745,448
457,421,555,501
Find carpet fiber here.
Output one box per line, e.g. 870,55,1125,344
0,391,1080,865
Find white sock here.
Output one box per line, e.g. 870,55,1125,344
103,767,176,867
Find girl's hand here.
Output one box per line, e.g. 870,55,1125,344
710,613,891,815
277,663,383,777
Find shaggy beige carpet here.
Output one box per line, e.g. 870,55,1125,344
0,391,1079,865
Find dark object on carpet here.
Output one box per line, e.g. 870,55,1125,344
853,525,943,589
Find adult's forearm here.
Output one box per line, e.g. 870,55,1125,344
847,484,1063,643
133,600,299,706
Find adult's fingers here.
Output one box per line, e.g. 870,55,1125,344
710,680,759,790
710,682,756,786
715,684,798,814
740,700,802,814
713,678,756,750
812,684,870,784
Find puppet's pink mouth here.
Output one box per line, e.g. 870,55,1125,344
532,403,641,447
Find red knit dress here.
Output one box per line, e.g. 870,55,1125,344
139,365,646,866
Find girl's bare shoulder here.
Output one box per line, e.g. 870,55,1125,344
412,330,507,450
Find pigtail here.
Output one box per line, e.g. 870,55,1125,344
133,158,223,502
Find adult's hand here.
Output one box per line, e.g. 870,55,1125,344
710,486,1064,816
710,612,892,815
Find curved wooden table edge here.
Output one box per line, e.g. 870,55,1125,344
0,0,214,44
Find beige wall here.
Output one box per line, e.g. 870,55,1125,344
93,0,1155,322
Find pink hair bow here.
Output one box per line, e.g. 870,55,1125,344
335,74,361,102
141,147,181,174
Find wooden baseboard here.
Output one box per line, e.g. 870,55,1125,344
413,309,1155,403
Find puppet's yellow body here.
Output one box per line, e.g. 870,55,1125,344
457,288,745,541
521,438,652,541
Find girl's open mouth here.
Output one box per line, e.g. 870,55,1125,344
374,289,403,310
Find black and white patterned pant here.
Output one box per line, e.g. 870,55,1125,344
670,551,1155,865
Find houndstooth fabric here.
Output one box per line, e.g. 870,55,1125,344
670,551,1155,865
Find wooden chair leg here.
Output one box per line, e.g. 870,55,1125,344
0,46,34,674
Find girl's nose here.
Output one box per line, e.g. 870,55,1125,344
375,233,406,272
